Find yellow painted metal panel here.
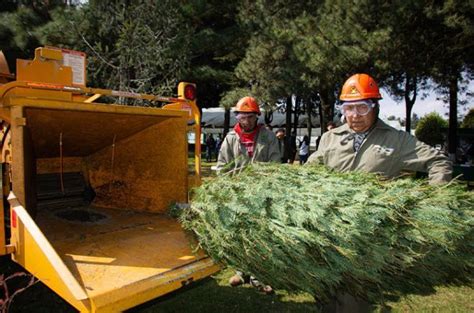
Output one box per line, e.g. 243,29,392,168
87,117,188,213
163,101,202,179
10,106,39,217
25,108,168,158
9,86,73,102
16,58,73,86
7,96,187,118
37,46,63,61
35,206,219,312
91,259,220,312
9,195,91,312
37,157,83,174
10,106,29,212
37,208,206,296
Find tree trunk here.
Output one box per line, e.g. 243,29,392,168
306,97,313,139
319,88,335,134
293,96,301,135
448,74,458,161
319,95,327,134
223,107,230,137
404,73,417,133
285,96,292,162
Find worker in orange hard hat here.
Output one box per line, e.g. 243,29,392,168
232,96,261,132
308,73,453,311
216,96,279,173
235,96,261,114
339,73,382,134
216,96,280,295
308,73,452,185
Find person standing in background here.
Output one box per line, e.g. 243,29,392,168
205,134,216,162
276,128,288,163
299,135,310,164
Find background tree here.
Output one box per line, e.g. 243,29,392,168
38,0,192,102
424,0,474,157
181,0,246,110
0,1,76,71
244,0,392,132
376,2,436,132
461,108,474,129
415,112,448,147
1,0,472,143
228,0,314,153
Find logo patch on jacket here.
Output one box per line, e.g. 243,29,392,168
374,145,394,155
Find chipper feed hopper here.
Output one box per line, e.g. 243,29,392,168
0,47,219,312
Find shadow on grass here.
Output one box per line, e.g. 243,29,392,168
0,256,74,313
128,276,318,313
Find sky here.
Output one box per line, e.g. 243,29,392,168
378,80,474,121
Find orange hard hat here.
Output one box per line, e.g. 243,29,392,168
235,96,261,115
340,73,382,101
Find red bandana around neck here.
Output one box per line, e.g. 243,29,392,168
234,123,261,157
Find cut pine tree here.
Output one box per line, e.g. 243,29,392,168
178,164,474,303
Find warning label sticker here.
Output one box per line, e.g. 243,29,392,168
62,49,86,86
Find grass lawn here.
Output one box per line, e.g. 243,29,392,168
130,268,318,313
2,160,473,312
130,268,474,313
3,261,473,312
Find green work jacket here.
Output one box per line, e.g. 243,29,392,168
216,126,280,174
307,119,452,184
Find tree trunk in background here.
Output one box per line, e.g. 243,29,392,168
285,96,292,162
293,96,300,136
404,73,417,133
306,97,313,139
448,74,458,161
223,107,230,137
317,97,324,136
319,88,335,134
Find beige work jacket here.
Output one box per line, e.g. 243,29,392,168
216,126,280,173
307,119,452,184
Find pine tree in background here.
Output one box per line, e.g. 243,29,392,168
181,0,246,109
0,1,75,71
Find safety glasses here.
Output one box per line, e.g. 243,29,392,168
235,113,257,120
341,100,375,116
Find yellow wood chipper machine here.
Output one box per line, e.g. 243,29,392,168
0,47,219,312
